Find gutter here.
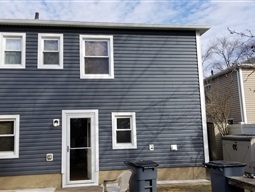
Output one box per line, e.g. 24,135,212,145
237,68,247,123
0,19,210,35
205,64,255,82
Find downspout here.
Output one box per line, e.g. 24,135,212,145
237,68,247,123
196,31,209,163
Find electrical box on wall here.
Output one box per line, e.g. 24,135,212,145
171,144,178,151
46,153,53,162
149,144,154,151
53,119,60,127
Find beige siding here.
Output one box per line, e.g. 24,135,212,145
206,71,242,123
207,123,223,160
242,69,255,123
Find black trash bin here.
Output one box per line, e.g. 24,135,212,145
205,160,246,192
125,160,159,192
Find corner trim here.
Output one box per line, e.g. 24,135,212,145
196,31,209,163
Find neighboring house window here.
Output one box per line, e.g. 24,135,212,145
112,112,137,149
227,118,234,125
79,35,114,79
0,33,26,69
0,115,20,159
38,34,63,69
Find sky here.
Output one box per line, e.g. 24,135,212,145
0,0,254,61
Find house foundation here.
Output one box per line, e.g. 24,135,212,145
0,167,206,190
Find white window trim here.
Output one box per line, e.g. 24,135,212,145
112,112,137,149
0,33,26,69
79,35,114,79
0,115,20,159
38,33,63,69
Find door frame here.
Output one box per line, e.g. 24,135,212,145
61,110,99,188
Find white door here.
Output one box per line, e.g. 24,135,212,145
62,110,99,188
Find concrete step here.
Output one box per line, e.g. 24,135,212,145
55,186,102,192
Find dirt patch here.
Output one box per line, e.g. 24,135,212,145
157,183,211,192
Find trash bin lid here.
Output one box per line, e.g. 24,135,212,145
223,135,255,141
125,160,159,168
205,160,246,168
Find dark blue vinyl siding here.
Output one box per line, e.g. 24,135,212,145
0,25,203,175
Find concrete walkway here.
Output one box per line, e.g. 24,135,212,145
55,186,102,192
0,189,56,192
0,179,210,192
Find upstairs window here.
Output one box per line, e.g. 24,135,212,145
112,112,137,149
80,35,114,79
0,33,26,69
38,34,63,69
0,115,20,159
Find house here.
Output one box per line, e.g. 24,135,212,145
0,19,209,189
204,64,255,125
204,64,255,160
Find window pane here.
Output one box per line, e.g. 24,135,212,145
85,41,108,56
117,131,131,143
5,51,21,64
70,118,90,148
44,40,58,51
70,149,91,181
0,121,14,134
85,58,109,74
43,52,59,65
117,118,130,129
6,38,21,51
0,137,14,151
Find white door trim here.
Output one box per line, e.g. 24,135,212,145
61,110,99,188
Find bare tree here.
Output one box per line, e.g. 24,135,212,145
203,36,255,74
228,28,255,58
228,28,254,39
227,28,255,92
205,78,234,136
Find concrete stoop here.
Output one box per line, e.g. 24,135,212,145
0,188,56,192
0,186,103,192
55,186,103,192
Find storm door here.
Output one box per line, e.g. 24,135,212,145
62,110,98,187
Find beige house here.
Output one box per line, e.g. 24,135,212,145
205,64,255,125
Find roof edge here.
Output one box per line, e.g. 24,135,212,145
204,64,255,81
0,19,210,35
